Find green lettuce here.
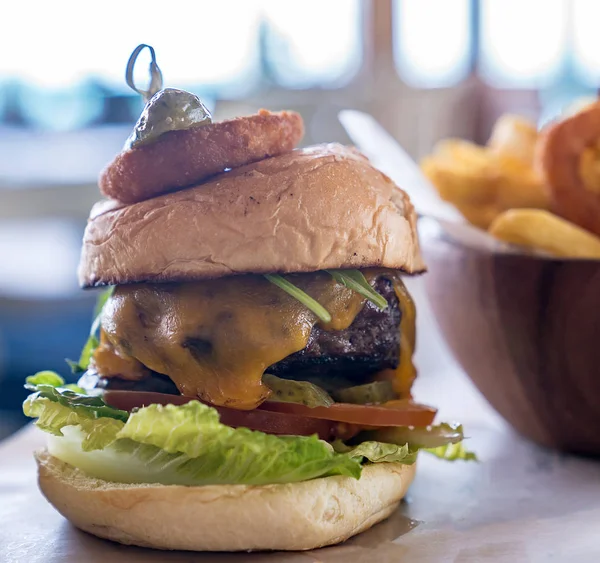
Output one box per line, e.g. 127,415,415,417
24,373,475,487
25,385,362,486
424,441,477,461
23,397,123,451
26,371,65,387
25,372,128,422
117,402,361,484
332,440,417,464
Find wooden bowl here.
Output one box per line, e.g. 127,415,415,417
420,218,600,456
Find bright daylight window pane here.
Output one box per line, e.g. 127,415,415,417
0,0,262,92
572,0,600,85
261,0,361,88
0,0,360,92
394,0,471,88
479,0,567,87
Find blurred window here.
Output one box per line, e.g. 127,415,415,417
3,1,600,132
0,0,361,131
261,0,362,88
478,0,567,88
394,0,600,94
0,0,262,91
572,0,600,86
393,0,472,88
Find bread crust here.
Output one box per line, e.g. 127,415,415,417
36,450,416,552
79,143,425,287
99,110,304,204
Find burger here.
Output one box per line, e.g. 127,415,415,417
22,47,473,553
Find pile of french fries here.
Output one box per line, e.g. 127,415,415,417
421,114,600,259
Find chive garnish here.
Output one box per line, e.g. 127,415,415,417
326,270,388,311
264,274,332,323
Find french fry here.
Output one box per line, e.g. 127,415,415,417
421,156,496,206
421,136,549,228
422,111,600,256
453,202,503,230
493,156,549,210
489,209,600,259
487,114,538,167
433,139,495,172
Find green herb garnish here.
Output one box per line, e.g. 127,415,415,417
326,270,388,310
264,274,332,323
66,286,115,374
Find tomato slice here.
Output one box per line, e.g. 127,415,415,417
102,390,437,437
258,400,437,427
103,390,337,440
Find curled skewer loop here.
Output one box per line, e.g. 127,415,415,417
125,44,163,102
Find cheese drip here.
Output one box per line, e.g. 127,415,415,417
96,270,418,409
90,329,149,380
100,272,367,409
375,278,417,398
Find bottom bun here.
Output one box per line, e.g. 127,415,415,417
35,450,416,552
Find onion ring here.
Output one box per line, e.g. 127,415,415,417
100,109,304,204
536,102,600,237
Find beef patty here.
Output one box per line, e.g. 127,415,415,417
268,277,400,388
86,277,401,395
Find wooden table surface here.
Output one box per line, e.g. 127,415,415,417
1,282,599,562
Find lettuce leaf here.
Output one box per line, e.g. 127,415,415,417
45,427,189,485
25,391,362,485
332,440,417,464
26,370,87,394
46,427,362,487
23,396,123,451
26,371,65,387
424,441,477,461
23,373,475,488
24,373,128,451
116,402,362,484
25,372,128,422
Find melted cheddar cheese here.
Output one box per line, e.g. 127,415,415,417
100,272,367,409
95,270,418,409
90,329,149,380
375,277,417,398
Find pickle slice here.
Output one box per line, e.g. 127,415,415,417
331,380,395,405
363,423,465,449
125,88,212,150
263,374,333,408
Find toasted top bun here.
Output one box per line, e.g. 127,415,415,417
79,143,425,287
36,450,416,552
